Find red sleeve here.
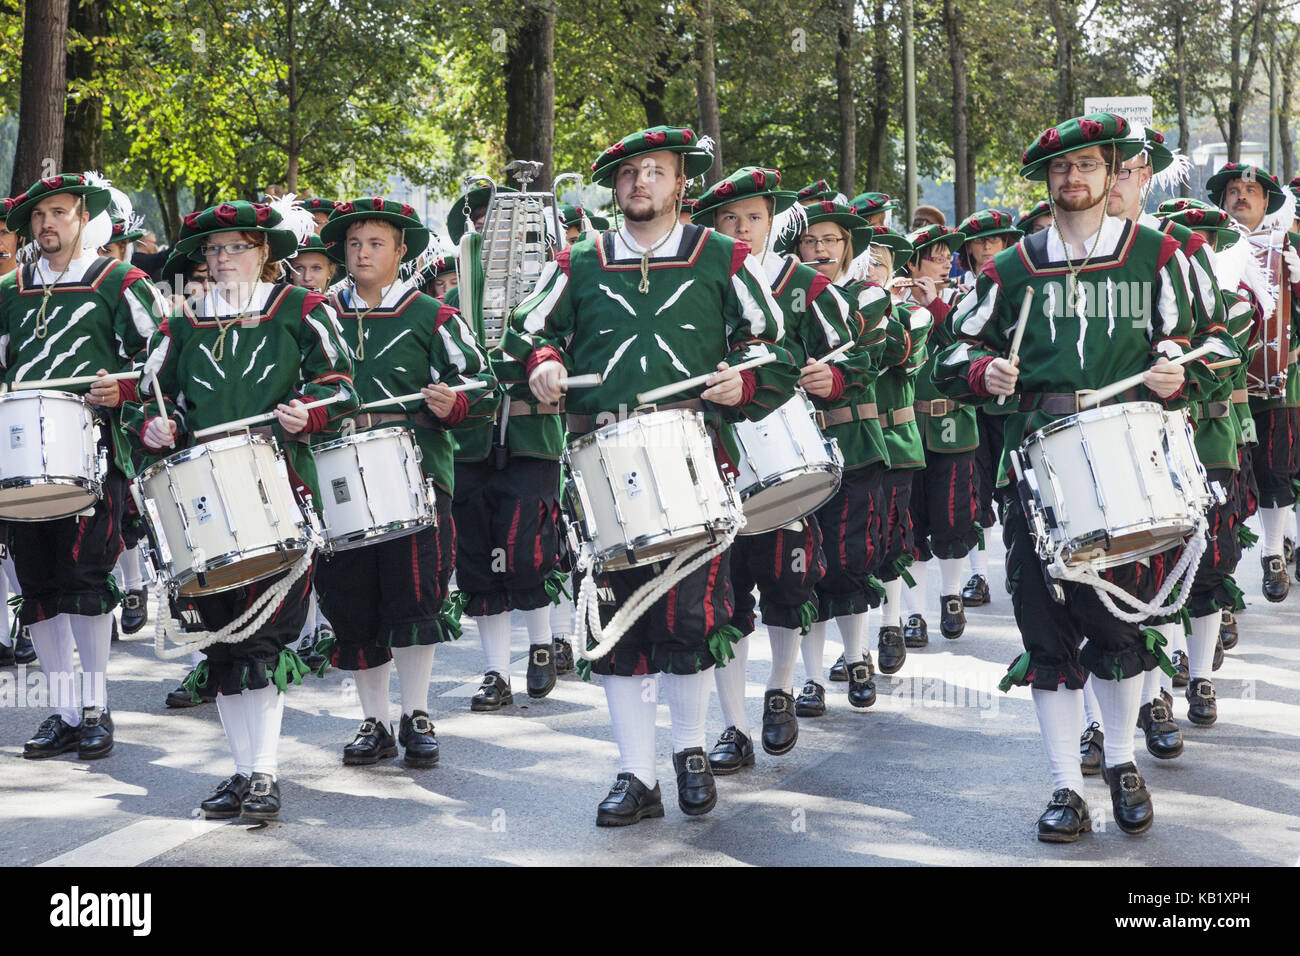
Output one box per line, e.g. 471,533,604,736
434,302,459,330
555,247,572,277
737,369,756,406
807,272,832,301
117,378,140,405
298,399,330,435
300,290,328,317
1154,232,1182,271
728,238,751,277
968,355,998,398
441,391,469,425
826,364,845,402
526,345,564,375
927,297,951,324
1183,231,1208,257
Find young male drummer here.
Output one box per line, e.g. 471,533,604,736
934,113,1215,843
0,173,164,760
689,166,860,771
506,126,798,826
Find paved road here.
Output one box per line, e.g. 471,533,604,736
3,514,1298,867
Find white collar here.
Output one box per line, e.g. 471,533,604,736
1045,214,1125,261
35,254,96,284
613,222,682,260
347,280,404,310
206,281,273,317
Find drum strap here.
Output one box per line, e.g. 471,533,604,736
504,398,565,418
1230,389,1249,404
814,402,878,429
1197,401,1232,420
352,411,414,429
566,399,704,435
1019,388,1140,415
914,398,962,416
878,406,916,427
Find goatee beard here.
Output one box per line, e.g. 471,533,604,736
1053,191,1103,213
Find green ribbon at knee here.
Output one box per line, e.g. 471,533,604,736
998,651,1031,694
1141,627,1179,679
1236,524,1258,549
439,590,470,641
889,553,916,589
269,647,310,693
1222,575,1246,613
182,659,211,703
543,570,572,606
311,632,336,678
707,625,743,668
795,600,818,636
974,523,987,551
866,575,885,602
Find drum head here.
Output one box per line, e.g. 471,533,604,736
0,480,98,521
738,468,840,536
176,548,306,597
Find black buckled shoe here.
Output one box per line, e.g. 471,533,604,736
470,671,514,712
526,643,557,699
1037,787,1092,843
1212,636,1224,672
828,653,848,682
673,747,717,816
1262,554,1290,602
120,588,148,635
0,639,13,667
877,626,906,674
1286,536,1296,565
761,689,798,754
1137,697,1183,759
1079,721,1104,776
794,679,826,717
110,616,119,643
200,774,249,819
13,628,36,664
847,657,877,708
77,707,114,760
595,773,664,827
940,595,966,639
342,717,398,765
553,637,575,675
1104,761,1154,835
241,772,281,821
1170,650,1189,688
1219,609,1238,650
961,573,990,606
1186,677,1217,726
166,667,215,708
903,613,929,647
399,711,440,768
23,714,80,759
707,727,755,775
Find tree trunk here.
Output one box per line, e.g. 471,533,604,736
63,0,106,174
1174,10,1190,197
533,0,555,185
284,0,300,192
505,6,540,164
1225,0,1268,163
943,0,971,220
1047,0,1076,119
1281,24,1298,180
863,0,891,190
835,0,855,195
694,0,723,186
11,1,70,195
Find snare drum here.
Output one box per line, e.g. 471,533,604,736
311,426,436,552
136,433,312,596
563,409,742,572
732,394,842,535
1015,402,1212,569
0,390,104,521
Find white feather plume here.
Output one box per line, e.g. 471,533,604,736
82,212,113,254
767,201,807,256
16,241,39,264
1261,186,1298,233
697,135,716,158
1149,150,1192,195
266,193,316,248
1215,230,1276,326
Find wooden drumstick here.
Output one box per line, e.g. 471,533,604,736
1205,358,1242,371
1077,343,1217,410
192,392,346,439
9,370,141,392
559,373,603,388
636,352,777,405
814,340,854,365
149,369,174,448
360,380,489,412
997,286,1035,406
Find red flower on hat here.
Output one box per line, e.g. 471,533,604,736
336,201,355,215
991,211,1004,226
370,197,386,210
213,203,240,225
1184,209,1205,225
820,201,835,213
401,203,414,218
715,181,736,198
607,142,627,157
1223,162,1238,171
681,129,693,143
183,211,201,230
254,205,273,224
1079,118,1103,140
1039,127,1062,152
966,215,980,229
645,130,667,146
40,176,64,190
752,170,767,188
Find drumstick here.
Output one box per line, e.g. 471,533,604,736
636,352,777,405
192,392,346,439
9,370,141,392
359,380,489,412
150,369,173,449
814,341,854,365
1205,358,1242,371
1077,343,1217,410
559,373,603,388
997,286,1035,406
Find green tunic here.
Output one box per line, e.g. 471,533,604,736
915,290,979,453
328,282,497,492
873,300,930,470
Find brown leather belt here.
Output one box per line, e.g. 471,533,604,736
1019,387,1141,415
352,411,412,430
914,398,962,417
506,397,564,418
815,402,878,429
1231,388,1249,404
879,406,916,427
566,399,703,434
1198,400,1232,420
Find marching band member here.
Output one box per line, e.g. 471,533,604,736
120,199,357,820
1015,200,1053,236
690,166,858,770
288,233,340,294
508,126,798,825
1,173,164,760
785,201,895,713
1207,162,1300,603
935,113,1214,843
315,198,496,768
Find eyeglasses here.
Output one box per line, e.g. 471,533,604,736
923,249,953,263
799,235,845,250
1047,159,1107,175
199,241,263,258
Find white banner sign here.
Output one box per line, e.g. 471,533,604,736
1083,96,1154,132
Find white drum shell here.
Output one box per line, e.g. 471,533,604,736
564,409,741,572
312,426,436,552
1019,402,1211,569
0,390,102,521
732,394,843,535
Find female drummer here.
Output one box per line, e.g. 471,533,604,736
783,201,905,716
316,198,496,769
121,200,357,821
690,167,860,771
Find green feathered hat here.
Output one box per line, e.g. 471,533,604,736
1154,200,1241,249
446,183,517,245
1015,200,1052,230
5,172,114,239
957,209,1023,243
590,126,714,188
856,224,913,259
906,224,964,261
559,203,610,231
320,196,430,263
795,180,837,205
777,200,871,256
848,192,902,218
1020,113,1144,182
691,166,797,226
173,200,303,262
1206,162,1286,215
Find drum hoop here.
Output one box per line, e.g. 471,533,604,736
738,460,842,497
1021,400,1165,448
591,518,737,571
139,432,278,480
0,388,95,408
312,425,413,453
323,517,432,553
565,407,706,452
171,539,312,596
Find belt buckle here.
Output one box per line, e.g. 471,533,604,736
632,402,657,417
1073,390,1097,413
815,409,828,429
932,399,950,416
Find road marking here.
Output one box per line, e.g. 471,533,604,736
39,817,228,867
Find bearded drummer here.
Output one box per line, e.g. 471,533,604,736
934,113,1218,844
0,173,166,762
506,126,798,827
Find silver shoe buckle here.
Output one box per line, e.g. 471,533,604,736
684,754,708,774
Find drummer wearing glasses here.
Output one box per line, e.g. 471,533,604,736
507,126,798,827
